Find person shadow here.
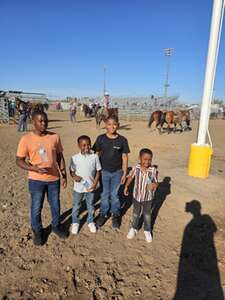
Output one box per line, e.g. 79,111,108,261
60,188,102,234
41,188,102,244
151,176,171,231
120,167,135,218
173,200,224,300
94,167,134,228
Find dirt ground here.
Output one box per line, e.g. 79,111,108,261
0,111,225,300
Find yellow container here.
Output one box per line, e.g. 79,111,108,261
188,143,213,178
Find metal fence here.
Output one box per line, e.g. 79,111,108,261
0,98,9,123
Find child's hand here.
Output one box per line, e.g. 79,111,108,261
87,183,97,192
124,186,129,196
73,175,82,182
121,174,127,185
61,177,67,189
31,165,48,174
148,183,158,192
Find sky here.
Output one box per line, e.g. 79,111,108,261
0,0,224,103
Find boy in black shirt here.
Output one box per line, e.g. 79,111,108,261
94,115,130,228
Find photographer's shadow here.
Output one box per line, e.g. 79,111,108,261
151,176,171,230
173,200,224,300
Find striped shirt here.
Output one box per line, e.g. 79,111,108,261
129,164,158,202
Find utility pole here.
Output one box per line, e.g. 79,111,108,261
164,48,174,102
103,65,107,95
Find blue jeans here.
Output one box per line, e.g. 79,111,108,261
17,113,27,132
72,191,95,224
28,179,60,231
100,169,122,216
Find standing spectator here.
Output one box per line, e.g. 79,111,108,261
8,98,16,117
69,101,77,122
17,101,28,132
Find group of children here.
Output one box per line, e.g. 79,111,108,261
16,111,158,246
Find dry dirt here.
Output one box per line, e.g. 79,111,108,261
0,111,225,300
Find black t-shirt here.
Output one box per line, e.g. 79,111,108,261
93,134,130,172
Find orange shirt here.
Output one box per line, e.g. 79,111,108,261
16,131,63,182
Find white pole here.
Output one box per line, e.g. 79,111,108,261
197,0,224,145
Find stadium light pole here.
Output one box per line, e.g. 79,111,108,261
103,65,107,95
164,48,174,101
188,0,224,178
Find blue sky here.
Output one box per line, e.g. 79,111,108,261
0,0,224,103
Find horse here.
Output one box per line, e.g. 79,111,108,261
95,107,119,127
148,110,165,133
164,110,191,133
148,109,191,134
82,104,93,118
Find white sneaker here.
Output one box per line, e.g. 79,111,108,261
88,222,97,233
71,223,79,235
127,228,137,239
144,231,152,243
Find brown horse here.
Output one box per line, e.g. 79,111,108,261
164,110,191,133
82,104,92,117
148,110,165,133
95,107,119,127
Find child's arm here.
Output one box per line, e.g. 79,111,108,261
149,167,159,192
121,153,128,184
16,157,48,173
124,175,133,196
87,170,100,192
57,152,67,189
149,182,159,192
69,158,82,182
88,154,101,192
69,170,82,182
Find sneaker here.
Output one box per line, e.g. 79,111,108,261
52,225,68,239
112,214,120,229
32,229,44,246
88,222,97,233
96,215,108,227
127,228,137,239
71,223,79,235
144,231,153,243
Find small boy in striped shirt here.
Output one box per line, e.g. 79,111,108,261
124,148,158,243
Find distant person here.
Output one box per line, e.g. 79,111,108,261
8,99,16,117
69,135,101,234
69,101,77,122
124,148,158,243
102,92,110,109
17,101,28,132
94,115,130,229
16,111,68,246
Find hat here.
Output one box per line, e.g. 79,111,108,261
104,92,110,96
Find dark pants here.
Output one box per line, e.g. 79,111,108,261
69,111,76,122
100,169,122,216
17,113,27,132
132,199,152,231
28,179,60,231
